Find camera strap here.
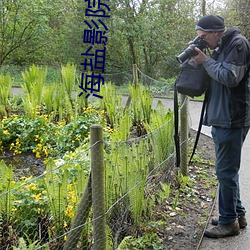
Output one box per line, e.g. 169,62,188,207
174,82,181,168
189,91,208,164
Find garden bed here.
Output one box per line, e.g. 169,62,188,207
161,131,217,250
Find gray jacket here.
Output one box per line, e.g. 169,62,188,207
203,26,250,128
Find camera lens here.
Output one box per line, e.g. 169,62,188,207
176,45,198,63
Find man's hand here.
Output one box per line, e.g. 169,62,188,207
192,47,207,64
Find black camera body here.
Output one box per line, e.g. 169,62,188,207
176,36,208,63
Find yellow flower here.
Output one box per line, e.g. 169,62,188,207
32,193,42,201
36,152,41,159
65,205,74,218
12,207,17,212
3,130,9,135
42,147,49,157
71,195,76,204
26,183,37,191
14,149,21,155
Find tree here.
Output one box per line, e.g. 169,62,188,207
0,0,49,65
220,0,250,39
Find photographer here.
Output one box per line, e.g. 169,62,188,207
192,15,250,238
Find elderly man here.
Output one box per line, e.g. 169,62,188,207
192,15,250,238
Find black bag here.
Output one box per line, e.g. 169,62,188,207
174,58,209,168
175,58,209,97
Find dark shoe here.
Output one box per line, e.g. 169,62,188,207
204,222,240,238
238,215,247,228
211,214,247,229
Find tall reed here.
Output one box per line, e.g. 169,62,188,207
43,84,56,114
105,137,153,226
145,100,174,164
99,82,122,128
129,84,153,135
0,161,14,222
0,73,12,116
74,73,88,117
61,63,76,103
43,159,69,233
21,65,47,118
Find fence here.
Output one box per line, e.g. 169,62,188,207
0,64,191,249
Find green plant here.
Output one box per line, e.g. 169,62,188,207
172,190,180,210
0,106,104,158
42,157,90,235
178,173,191,189
74,73,89,117
108,109,132,142
145,100,174,163
0,115,57,157
0,72,12,117
21,65,47,118
60,63,76,102
13,237,41,250
129,84,153,130
43,84,56,114
117,233,163,250
43,159,70,224
51,82,74,122
99,81,123,128
12,176,49,241
157,182,171,204
105,136,153,234
0,161,15,222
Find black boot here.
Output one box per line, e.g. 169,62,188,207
205,222,240,238
211,214,247,229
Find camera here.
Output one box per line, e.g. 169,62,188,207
176,36,208,64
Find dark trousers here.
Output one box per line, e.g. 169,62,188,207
211,126,249,225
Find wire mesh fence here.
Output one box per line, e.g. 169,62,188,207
0,64,191,249
0,115,190,249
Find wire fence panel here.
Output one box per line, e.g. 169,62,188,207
0,118,178,249
0,65,192,249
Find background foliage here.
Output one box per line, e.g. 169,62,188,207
1,0,250,81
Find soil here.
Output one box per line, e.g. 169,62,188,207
158,130,217,250
0,152,45,180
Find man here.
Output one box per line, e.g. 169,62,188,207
192,15,250,238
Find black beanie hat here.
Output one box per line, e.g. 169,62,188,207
195,15,225,32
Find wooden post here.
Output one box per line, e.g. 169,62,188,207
133,64,138,86
125,64,138,109
91,124,106,250
180,94,188,176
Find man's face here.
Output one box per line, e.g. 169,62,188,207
196,30,222,49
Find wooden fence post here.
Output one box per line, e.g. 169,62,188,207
125,64,138,109
133,64,138,86
91,124,106,250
